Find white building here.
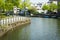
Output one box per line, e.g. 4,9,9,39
31,2,49,13
31,0,57,14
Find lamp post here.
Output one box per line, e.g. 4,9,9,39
0,15,1,26
23,0,26,16
0,16,1,26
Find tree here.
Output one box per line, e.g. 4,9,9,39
49,2,57,12
28,6,38,14
42,4,50,10
5,0,13,11
5,0,20,7
5,3,13,11
5,0,21,11
58,2,60,12
42,3,57,12
19,0,31,10
19,3,24,9
0,0,5,12
12,0,21,7
23,0,31,8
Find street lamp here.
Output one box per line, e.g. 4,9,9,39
0,16,1,26
23,0,26,16
0,15,1,26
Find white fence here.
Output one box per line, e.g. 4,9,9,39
0,16,29,26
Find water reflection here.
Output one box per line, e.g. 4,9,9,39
0,18,60,40
56,19,60,40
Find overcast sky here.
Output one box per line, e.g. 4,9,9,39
30,0,49,3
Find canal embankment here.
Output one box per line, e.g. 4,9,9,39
0,16,31,37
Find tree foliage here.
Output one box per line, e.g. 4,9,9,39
49,2,57,11
0,0,31,12
5,3,13,11
5,0,21,11
42,3,57,12
58,2,60,11
19,0,31,10
28,6,38,14
0,0,5,10
42,4,49,10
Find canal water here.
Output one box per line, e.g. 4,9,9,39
0,17,60,40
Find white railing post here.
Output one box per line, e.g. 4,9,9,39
0,16,30,27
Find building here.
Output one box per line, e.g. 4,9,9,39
31,0,58,14
31,2,48,13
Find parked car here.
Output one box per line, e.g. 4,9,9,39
18,10,25,16
18,10,30,16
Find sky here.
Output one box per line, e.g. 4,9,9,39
30,0,49,3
